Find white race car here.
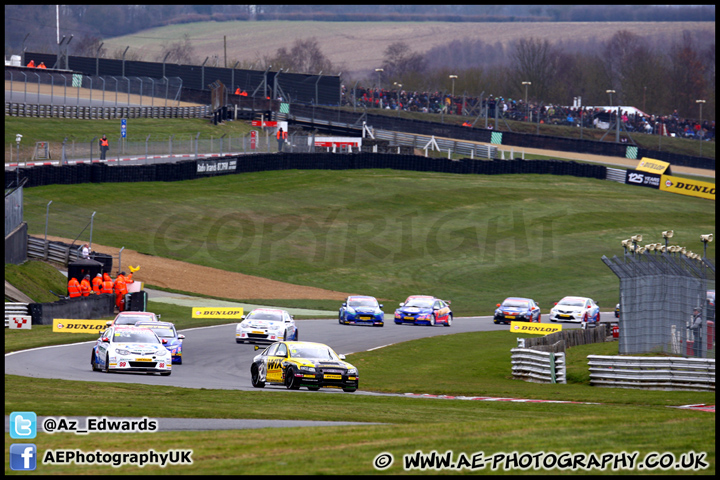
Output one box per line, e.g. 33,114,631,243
236,308,298,344
549,296,600,324
91,325,172,375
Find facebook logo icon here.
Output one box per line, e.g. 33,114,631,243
10,444,37,471
10,411,37,439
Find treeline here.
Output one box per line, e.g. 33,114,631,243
4,5,715,54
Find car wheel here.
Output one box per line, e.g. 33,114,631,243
493,319,499,324
160,371,171,376
430,314,436,326
251,365,265,388
444,314,452,327
103,353,110,373
285,367,300,390
177,358,182,365
294,328,299,341
236,340,244,344
338,314,343,324
91,351,99,371
307,386,320,391
283,330,288,341
343,387,357,393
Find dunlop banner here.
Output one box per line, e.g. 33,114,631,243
510,321,562,335
191,307,244,319
636,157,671,175
53,319,108,333
660,175,715,201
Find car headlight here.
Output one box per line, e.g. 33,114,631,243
299,366,316,373
347,368,358,375
115,349,130,355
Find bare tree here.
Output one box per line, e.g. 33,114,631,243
158,33,196,64
268,38,335,74
509,37,559,102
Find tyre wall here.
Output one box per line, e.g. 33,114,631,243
13,154,607,189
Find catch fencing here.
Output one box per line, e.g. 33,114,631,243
511,349,566,384
588,355,715,391
5,69,183,107
602,251,715,359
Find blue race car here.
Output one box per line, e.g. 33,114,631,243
135,321,184,364
394,295,452,326
339,295,384,327
493,297,541,324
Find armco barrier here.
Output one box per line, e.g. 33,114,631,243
511,348,567,384
289,105,713,171
588,355,715,391
12,153,608,189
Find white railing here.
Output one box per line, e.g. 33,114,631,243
588,355,715,391
511,348,567,384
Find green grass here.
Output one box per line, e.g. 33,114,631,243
5,260,69,303
20,169,715,317
5,331,715,475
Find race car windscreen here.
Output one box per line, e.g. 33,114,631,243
115,315,153,325
140,326,175,338
247,311,283,321
348,298,378,307
503,299,529,308
559,298,585,307
112,330,161,344
405,298,434,308
289,345,339,361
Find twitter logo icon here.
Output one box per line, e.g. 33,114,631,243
10,412,37,439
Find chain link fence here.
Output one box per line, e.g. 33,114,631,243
602,251,715,359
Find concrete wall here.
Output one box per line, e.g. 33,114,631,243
30,293,115,325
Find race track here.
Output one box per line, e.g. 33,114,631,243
5,314,615,393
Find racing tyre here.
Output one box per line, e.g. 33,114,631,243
160,371,171,376
103,353,110,373
430,315,436,326
91,351,99,371
294,329,299,341
444,314,452,327
285,367,300,390
343,388,357,393
283,330,288,341
307,386,320,391
251,365,265,388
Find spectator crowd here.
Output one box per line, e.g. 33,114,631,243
340,85,714,142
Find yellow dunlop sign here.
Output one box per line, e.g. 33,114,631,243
660,175,715,201
191,307,244,319
53,319,107,333
636,157,671,175
509,321,562,335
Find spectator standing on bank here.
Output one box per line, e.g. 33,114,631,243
80,243,90,259
99,135,110,160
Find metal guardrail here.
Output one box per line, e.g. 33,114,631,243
5,303,30,328
373,129,497,159
288,115,498,159
588,355,715,391
5,103,210,119
511,348,567,384
27,236,77,264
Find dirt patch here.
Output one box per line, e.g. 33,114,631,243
45,236,349,301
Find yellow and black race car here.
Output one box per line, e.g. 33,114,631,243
251,341,358,392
